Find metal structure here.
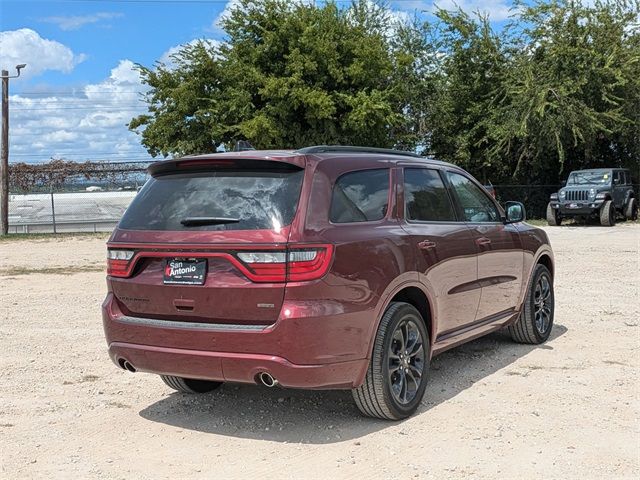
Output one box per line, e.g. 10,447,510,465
1,64,26,235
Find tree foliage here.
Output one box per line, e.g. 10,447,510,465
130,0,640,185
130,0,428,155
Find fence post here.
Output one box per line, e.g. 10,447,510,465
50,189,57,234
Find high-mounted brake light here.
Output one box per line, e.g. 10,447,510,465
236,245,333,283
178,160,235,168
107,249,135,277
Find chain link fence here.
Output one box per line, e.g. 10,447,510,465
6,177,637,234
7,163,150,234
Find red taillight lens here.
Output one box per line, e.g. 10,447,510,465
287,247,332,281
236,245,333,283
107,250,135,277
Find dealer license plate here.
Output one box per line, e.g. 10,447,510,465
163,258,207,285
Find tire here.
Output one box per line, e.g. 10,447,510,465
160,375,222,394
352,302,430,420
546,203,561,226
624,198,638,221
509,264,554,344
599,200,615,226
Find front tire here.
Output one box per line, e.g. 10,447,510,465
509,264,554,344
624,198,637,221
160,375,222,394
546,203,561,226
352,302,430,420
599,200,616,226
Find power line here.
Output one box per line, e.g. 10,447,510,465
15,91,145,95
11,107,146,111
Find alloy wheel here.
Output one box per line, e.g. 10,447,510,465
388,319,425,405
533,274,552,335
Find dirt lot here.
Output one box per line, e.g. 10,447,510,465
1,224,638,479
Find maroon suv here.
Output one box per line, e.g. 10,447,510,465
102,146,555,420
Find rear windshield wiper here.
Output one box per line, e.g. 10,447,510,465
180,217,240,227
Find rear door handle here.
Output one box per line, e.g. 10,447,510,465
418,240,437,250
476,237,492,247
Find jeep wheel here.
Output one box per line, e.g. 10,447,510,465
508,264,554,344
624,198,638,221
546,203,561,226
160,375,223,393
599,200,616,226
352,302,430,420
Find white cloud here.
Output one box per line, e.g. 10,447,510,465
159,39,221,67
9,59,152,163
0,29,85,79
39,12,123,31
392,0,514,21
210,0,243,34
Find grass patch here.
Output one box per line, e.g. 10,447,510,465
0,264,104,276
0,232,109,243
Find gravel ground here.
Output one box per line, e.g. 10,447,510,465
1,224,639,479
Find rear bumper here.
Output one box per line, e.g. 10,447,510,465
108,342,367,389
102,293,371,389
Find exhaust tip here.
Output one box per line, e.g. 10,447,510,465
258,372,278,388
118,358,137,373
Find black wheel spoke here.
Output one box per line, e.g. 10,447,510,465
387,318,426,405
533,274,553,335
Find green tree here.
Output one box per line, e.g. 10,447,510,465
485,0,640,183
130,0,429,156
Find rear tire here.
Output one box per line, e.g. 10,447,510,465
599,200,615,226
352,302,430,420
546,203,561,226
509,264,554,344
624,198,637,221
160,375,222,394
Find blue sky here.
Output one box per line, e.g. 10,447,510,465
0,0,514,163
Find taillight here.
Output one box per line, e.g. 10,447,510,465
236,245,333,283
107,249,135,277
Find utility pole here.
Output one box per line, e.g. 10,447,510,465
1,64,26,235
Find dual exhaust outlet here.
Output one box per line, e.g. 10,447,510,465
257,372,278,388
119,358,278,388
118,358,137,373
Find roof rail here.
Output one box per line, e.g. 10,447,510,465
297,145,423,159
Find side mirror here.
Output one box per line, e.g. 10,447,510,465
505,201,525,223
561,179,567,187
613,178,620,185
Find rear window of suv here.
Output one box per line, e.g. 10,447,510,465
119,168,304,231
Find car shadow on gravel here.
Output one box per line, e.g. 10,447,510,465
139,324,567,444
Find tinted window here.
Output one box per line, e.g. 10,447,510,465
404,168,456,222
330,169,389,223
119,169,304,231
446,172,500,222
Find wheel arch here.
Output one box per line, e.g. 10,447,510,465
368,282,434,355
536,252,554,279
356,282,435,388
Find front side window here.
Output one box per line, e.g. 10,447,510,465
329,169,390,223
404,168,456,222
446,172,500,223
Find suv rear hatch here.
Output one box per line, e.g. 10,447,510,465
107,156,329,327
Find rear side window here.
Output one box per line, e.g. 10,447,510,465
330,169,389,223
404,168,456,222
119,169,304,231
